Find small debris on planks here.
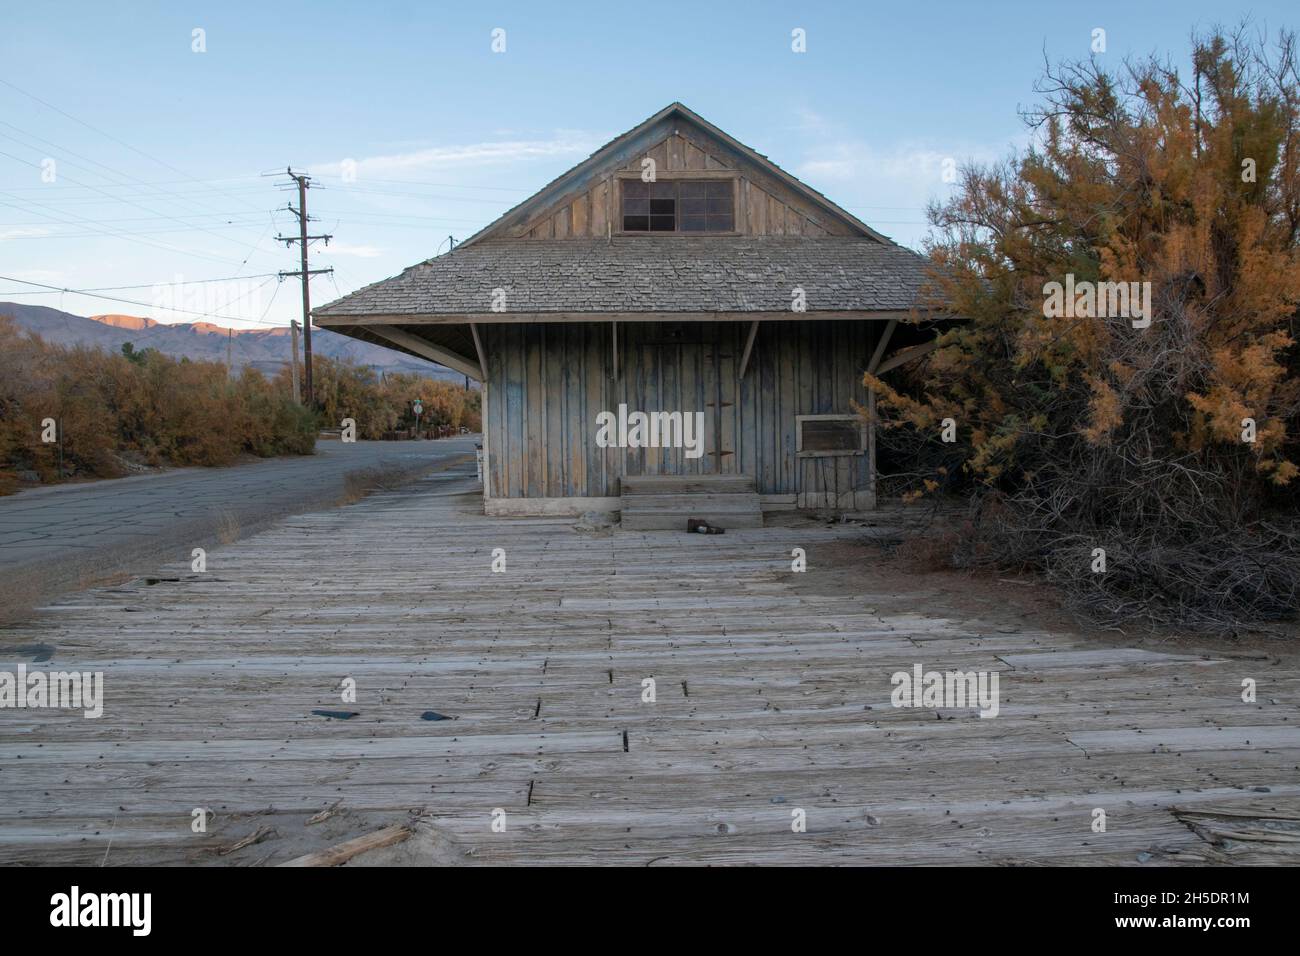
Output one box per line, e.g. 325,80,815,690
312,709,359,720
420,711,455,721
306,800,343,826
687,517,725,534
278,825,412,867
217,825,276,856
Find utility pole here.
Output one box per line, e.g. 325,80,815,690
274,168,332,407
226,327,233,376
290,319,301,404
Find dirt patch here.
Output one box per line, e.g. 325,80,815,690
215,509,241,545
789,533,1299,663
339,455,473,506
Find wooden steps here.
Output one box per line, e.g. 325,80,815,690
620,475,763,530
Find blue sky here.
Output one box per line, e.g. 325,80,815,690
0,0,1284,328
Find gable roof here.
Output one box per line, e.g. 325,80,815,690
457,102,890,247
315,103,943,325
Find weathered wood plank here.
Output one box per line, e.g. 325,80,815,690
2,476,1296,866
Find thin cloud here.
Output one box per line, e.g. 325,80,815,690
9,268,62,281
800,152,934,182
0,227,54,241
325,242,384,259
792,137,1024,249
797,141,1008,185
315,131,603,178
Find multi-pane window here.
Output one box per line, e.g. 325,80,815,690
621,179,734,233
621,180,677,232
678,180,734,232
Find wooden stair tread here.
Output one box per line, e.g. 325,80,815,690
621,513,765,530
619,475,762,530
622,474,756,495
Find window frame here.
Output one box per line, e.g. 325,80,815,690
795,414,868,458
614,171,740,237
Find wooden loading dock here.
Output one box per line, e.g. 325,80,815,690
315,103,951,519
2,474,1297,866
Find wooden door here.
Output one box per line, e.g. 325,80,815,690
630,324,737,477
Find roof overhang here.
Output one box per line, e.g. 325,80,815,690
313,309,930,327
312,309,963,384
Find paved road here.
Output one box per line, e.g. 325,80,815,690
0,437,480,614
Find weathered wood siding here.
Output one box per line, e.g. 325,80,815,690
514,131,854,240
484,321,880,506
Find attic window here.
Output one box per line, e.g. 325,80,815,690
621,179,733,233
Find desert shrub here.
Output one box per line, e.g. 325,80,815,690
308,355,481,438
0,317,316,489
868,28,1300,631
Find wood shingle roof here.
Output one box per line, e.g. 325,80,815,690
314,237,935,318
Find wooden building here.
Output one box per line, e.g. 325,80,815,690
314,103,945,520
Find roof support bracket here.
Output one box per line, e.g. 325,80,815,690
866,318,897,375
367,325,484,382
876,334,942,375
738,320,760,379
470,322,488,382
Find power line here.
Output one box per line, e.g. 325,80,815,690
0,190,271,209
0,271,281,296
0,272,279,323
0,213,274,226
0,146,284,264
0,79,290,275
0,192,264,267
0,122,255,222
2,174,527,194
335,184,518,204
5,222,274,241
346,176,530,193
253,278,284,325
0,177,266,192
233,212,277,273
0,77,271,214
0,119,285,261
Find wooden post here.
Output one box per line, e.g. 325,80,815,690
481,382,490,499
866,387,878,510
860,320,898,511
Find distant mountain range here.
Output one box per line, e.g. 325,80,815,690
0,302,461,381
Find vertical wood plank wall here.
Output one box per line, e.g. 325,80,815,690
484,320,879,506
